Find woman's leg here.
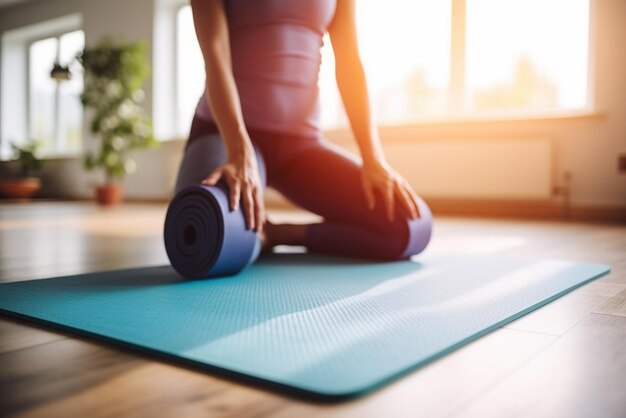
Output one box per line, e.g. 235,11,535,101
174,133,227,194
267,139,431,260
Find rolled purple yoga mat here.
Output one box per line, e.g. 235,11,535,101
164,184,261,279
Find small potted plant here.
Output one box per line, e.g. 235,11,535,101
77,38,157,206
0,141,42,200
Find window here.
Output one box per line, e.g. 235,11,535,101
176,6,205,137
320,0,452,128
174,0,590,132
28,30,84,155
465,0,589,113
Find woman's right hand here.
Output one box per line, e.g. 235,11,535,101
201,149,265,232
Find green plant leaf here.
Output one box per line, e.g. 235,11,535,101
78,37,158,181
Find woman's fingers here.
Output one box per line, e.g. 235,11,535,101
224,173,241,211
395,180,419,219
362,179,376,210
225,177,265,231
385,179,395,221
241,183,257,230
202,168,223,186
394,181,412,218
254,187,265,233
404,181,421,219
202,167,243,213
363,162,422,221
201,162,265,231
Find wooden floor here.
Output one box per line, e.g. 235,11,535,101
1,202,625,418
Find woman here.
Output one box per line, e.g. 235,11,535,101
175,0,429,260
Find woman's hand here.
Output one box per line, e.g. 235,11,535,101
202,150,265,232
361,159,421,221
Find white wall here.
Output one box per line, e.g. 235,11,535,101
0,0,624,207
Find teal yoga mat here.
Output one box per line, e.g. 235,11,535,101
0,254,610,400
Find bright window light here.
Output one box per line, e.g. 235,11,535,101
29,37,58,150
466,0,590,113
320,0,452,129
176,5,205,137
28,29,84,155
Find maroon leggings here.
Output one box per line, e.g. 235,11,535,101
175,116,427,260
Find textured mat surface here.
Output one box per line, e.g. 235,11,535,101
0,254,609,399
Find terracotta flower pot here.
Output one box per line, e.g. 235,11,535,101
0,177,41,200
95,183,124,206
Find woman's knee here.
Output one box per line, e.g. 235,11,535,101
375,200,433,260
390,201,433,260
373,215,414,260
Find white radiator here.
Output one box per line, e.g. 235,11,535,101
265,137,554,205
382,138,553,200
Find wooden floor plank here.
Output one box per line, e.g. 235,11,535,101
503,280,626,336
454,313,626,418
263,329,556,418
0,336,286,418
0,338,146,416
595,288,626,318
0,319,66,355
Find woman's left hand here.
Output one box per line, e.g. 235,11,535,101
361,159,421,221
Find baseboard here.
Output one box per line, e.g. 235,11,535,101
567,205,626,224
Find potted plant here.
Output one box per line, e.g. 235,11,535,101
77,38,157,206
0,141,42,200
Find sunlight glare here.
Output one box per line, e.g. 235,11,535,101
466,0,590,110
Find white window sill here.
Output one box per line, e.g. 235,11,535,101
324,109,606,142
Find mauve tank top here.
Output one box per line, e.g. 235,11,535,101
195,0,337,138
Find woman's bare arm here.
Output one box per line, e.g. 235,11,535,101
328,0,420,220
191,0,264,231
